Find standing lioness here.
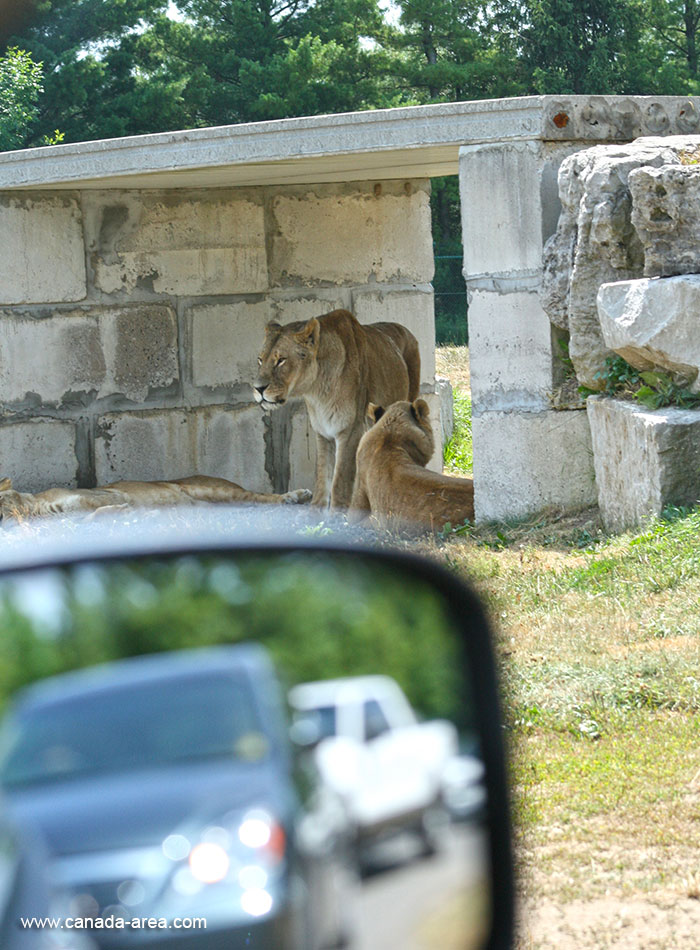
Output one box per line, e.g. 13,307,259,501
254,309,420,509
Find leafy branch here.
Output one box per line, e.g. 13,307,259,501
580,355,700,410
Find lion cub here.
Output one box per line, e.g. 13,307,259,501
348,399,474,532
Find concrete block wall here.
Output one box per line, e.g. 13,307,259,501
0,180,436,493
459,140,598,522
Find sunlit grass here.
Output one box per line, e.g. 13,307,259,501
431,345,700,943
443,390,472,474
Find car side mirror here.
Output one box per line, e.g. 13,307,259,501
0,523,514,950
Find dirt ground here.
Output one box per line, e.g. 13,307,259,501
519,896,700,949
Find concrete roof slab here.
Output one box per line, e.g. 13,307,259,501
1,95,700,191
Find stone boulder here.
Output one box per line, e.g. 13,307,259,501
629,162,700,277
541,136,700,390
587,396,700,531
597,275,700,389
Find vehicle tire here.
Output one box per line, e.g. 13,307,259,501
417,802,450,858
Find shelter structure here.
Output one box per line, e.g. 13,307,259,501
1,95,698,519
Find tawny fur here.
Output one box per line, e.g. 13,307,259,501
348,399,474,532
0,475,311,523
253,309,420,510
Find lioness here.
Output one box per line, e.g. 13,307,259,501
0,475,311,524
348,399,474,531
254,309,420,509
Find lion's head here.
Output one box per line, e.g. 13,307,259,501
366,398,434,467
253,318,321,410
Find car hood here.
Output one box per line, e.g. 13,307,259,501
6,758,290,856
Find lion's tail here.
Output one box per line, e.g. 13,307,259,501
404,334,421,401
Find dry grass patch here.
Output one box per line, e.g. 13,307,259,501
435,345,470,393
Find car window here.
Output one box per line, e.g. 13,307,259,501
0,671,266,787
296,704,337,742
363,699,390,741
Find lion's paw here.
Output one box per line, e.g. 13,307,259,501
283,488,313,505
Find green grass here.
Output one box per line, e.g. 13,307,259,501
435,505,700,909
433,346,700,937
443,390,472,474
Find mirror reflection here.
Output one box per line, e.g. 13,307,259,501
0,553,489,950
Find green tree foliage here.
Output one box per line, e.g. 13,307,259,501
390,0,522,102
432,176,467,344
0,46,43,150
647,0,700,85
3,0,178,144
137,0,397,128
4,0,400,142
501,0,651,95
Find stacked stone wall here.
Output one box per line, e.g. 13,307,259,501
0,180,436,493
459,139,599,521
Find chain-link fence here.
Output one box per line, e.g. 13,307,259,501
434,252,467,345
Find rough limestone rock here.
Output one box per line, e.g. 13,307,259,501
541,136,700,389
597,276,700,389
587,396,700,531
629,162,700,277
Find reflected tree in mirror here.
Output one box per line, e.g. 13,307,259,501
0,553,492,949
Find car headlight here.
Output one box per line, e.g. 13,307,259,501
188,842,230,884
164,808,286,918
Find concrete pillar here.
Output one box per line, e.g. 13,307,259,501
459,139,597,522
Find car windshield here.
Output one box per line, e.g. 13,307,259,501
0,671,267,788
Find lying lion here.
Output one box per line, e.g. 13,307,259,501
348,399,474,532
254,309,420,510
0,475,311,523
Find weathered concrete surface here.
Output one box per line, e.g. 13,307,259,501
588,395,700,531
472,409,597,522
85,191,268,296
542,135,700,390
460,142,545,279
459,136,604,521
351,287,436,385
0,306,179,404
598,276,700,388
0,195,86,305
0,420,78,492
629,161,700,276
95,405,269,488
468,290,554,412
269,182,433,286
436,376,454,445
270,292,347,326
288,407,316,492
189,300,272,389
0,177,437,494
4,97,700,193
421,392,445,474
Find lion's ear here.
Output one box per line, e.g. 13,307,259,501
367,403,385,425
264,321,282,337
294,317,320,349
410,399,430,423
0,477,12,492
